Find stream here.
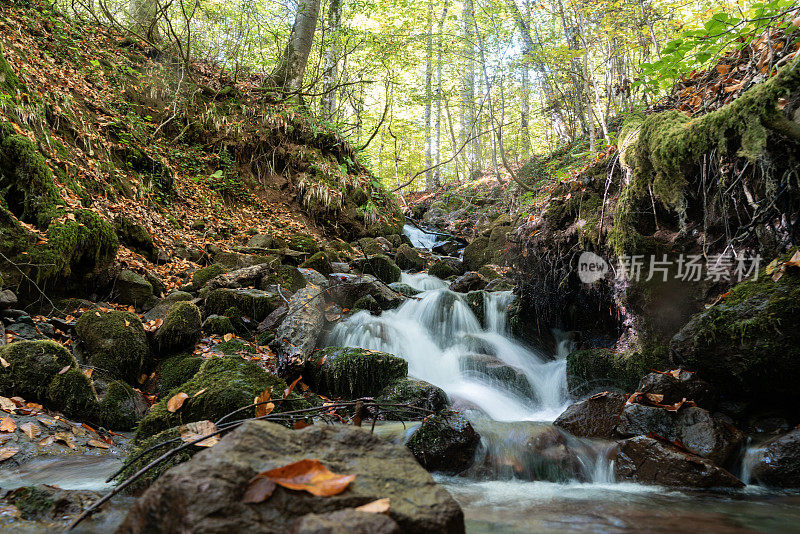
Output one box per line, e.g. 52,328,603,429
331,224,800,533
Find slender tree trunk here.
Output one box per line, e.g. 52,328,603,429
462,0,479,179
129,0,161,42
424,0,434,190
270,0,322,100
474,21,501,182
434,1,449,188
321,0,342,119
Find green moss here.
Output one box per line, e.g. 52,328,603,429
116,270,153,307
355,237,383,255
395,244,425,271
288,234,320,254
46,367,99,420
99,381,142,430
300,251,333,276
262,265,307,293
465,291,485,326
462,237,490,271
202,315,235,336
428,260,460,280
477,266,502,281
0,340,76,401
388,282,421,296
155,301,202,354
75,310,148,384
136,356,311,439
566,344,668,396
192,263,228,287
10,487,54,520
213,339,256,355
117,426,201,491
0,43,23,94
114,216,156,261
205,288,281,322
353,254,401,284
156,353,203,398
305,347,408,398
376,378,448,420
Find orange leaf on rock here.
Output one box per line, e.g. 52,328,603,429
284,376,302,398
0,417,16,433
19,422,40,439
179,420,219,447
355,498,390,514
167,392,189,413
0,446,19,462
223,333,234,342
252,459,355,498
87,439,110,449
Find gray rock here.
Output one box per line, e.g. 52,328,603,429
407,410,480,474
459,354,532,398
291,509,400,534
298,267,328,287
115,270,153,307
331,262,352,273
116,421,464,534
449,272,487,293
751,428,800,487
428,258,463,279
275,286,326,376
142,291,194,322
0,289,18,309
376,378,449,420
328,274,404,310
553,392,626,438
394,244,425,271
614,436,744,488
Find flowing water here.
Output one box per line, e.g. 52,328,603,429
326,224,800,532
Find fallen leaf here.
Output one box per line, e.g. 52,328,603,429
223,333,234,342
242,476,277,504
58,365,71,375
293,421,311,430
38,435,55,447
19,422,40,439
0,397,16,412
284,376,302,398
786,251,800,268
87,439,110,449
179,420,219,447
54,432,76,449
0,417,17,433
193,388,208,398
645,393,664,404
0,446,19,462
251,459,355,498
83,368,94,378
0,356,9,368
254,387,273,418
71,425,87,437
355,498,390,514
167,392,189,413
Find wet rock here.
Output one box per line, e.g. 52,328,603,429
613,436,744,488
432,241,461,257
154,301,202,355
354,237,384,255
288,234,321,254
352,254,401,284
521,425,585,482
459,354,532,397
387,282,421,296
300,252,333,276
142,291,194,322
553,392,627,438
261,265,307,294
0,289,17,309
616,404,745,468
275,286,326,377
636,370,716,409
5,318,48,341
297,267,328,287
214,251,276,270
154,353,204,397
305,347,408,398
203,314,235,336
192,263,229,288
394,244,425,271
375,237,394,253
291,509,400,534
352,294,381,313
136,356,310,439
428,258,463,279
3,485,101,522
449,272,487,293
118,421,464,533
484,279,514,292
331,262,351,273
206,263,275,291
115,270,153,307
751,428,800,487
205,288,282,322
328,273,404,310
376,378,449,420
75,310,148,384
407,410,480,474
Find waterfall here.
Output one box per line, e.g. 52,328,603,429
328,286,570,422
403,223,439,249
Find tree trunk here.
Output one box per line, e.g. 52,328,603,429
129,0,161,42
434,1,449,188
462,0,479,180
321,0,342,119
424,0,434,190
270,0,322,100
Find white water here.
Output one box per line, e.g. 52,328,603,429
403,223,440,249
328,284,570,422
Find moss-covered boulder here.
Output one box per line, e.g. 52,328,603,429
388,282,422,296
353,254,401,284
205,287,281,322
116,270,153,307
155,353,204,397
0,43,23,94
566,346,668,396
300,252,333,276
406,410,481,474
118,426,204,491
202,315,235,336
428,259,462,279
192,263,228,288
354,237,384,255
304,347,408,398
46,367,99,419
261,264,307,293
154,301,202,355
0,340,77,400
462,237,490,272
671,266,800,406
75,310,149,384
352,294,382,313
136,356,311,440
114,216,156,262
142,291,194,322
478,265,502,281
395,244,425,271
376,378,449,420
288,234,320,254
99,381,147,430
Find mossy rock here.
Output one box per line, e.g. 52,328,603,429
142,291,194,322
406,410,480,474
288,234,320,254
117,426,202,492
155,353,203,398
566,346,668,396
6,487,54,520
99,381,143,430
47,368,98,419
0,340,77,401
304,347,408,398
352,294,381,313
353,254,401,284
261,265,307,293
154,301,202,355
376,378,449,420
388,282,422,296
462,237,490,271
114,216,156,261
478,266,502,281
395,244,425,271
428,259,461,280
116,270,153,307
300,252,333,276
247,234,287,249
355,237,383,255
136,356,312,439
205,288,281,322
671,263,800,405
465,291,485,326
0,122,63,228
202,315,235,336
75,310,149,384
192,263,228,288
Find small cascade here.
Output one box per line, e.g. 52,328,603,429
403,223,440,249
400,271,448,291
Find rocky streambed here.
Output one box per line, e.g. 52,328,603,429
1,223,799,532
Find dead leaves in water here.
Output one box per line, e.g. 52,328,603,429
242,459,355,504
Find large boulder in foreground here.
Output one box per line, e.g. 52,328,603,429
117,421,464,534
407,410,480,474
750,428,800,487
614,436,744,488
553,391,626,439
